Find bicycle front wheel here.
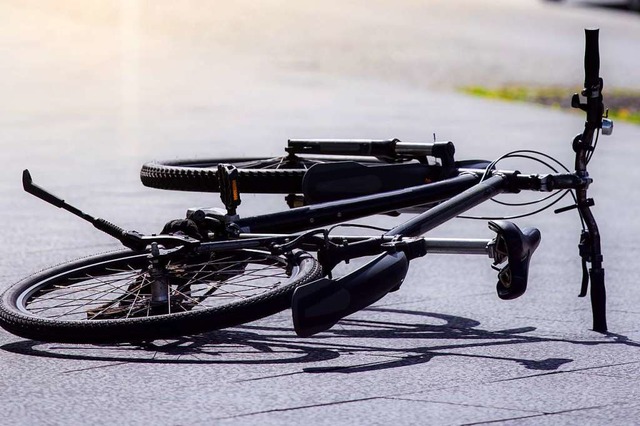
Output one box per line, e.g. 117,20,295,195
0,248,321,343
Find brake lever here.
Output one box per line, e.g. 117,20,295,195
577,230,591,298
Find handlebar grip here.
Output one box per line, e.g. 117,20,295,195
584,28,600,89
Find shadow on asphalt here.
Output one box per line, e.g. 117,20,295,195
2,307,639,374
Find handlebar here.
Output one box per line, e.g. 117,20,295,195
575,29,607,333
512,29,609,333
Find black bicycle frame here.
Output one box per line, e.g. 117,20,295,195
233,173,483,234
226,172,513,272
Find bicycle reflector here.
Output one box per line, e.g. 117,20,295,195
291,251,409,337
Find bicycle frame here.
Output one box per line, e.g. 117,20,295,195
197,169,566,336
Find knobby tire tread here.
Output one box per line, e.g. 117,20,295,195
140,159,306,193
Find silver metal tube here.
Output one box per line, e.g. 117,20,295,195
237,233,492,256
288,139,389,144
422,238,491,255
395,142,434,156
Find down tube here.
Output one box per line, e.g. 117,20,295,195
386,175,510,237
235,174,480,234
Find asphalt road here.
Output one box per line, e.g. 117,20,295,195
2,1,640,424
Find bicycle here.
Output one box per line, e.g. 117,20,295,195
0,29,613,344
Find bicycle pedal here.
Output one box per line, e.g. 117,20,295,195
216,164,241,215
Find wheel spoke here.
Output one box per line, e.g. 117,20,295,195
20,251,301,321
28,271,148,319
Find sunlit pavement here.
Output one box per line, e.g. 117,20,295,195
2,1,640,424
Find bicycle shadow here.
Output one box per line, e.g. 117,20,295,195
2,307,638,374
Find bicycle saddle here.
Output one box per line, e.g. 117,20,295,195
488,220,541,300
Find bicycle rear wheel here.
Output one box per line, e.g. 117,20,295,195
140,156,387,193
0,248,321,343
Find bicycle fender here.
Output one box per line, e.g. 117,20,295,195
291,251,409,337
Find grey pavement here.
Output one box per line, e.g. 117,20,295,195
2,1,640,425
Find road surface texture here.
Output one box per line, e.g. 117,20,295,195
2,1,640,424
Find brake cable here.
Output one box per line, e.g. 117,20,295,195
458,150,577,220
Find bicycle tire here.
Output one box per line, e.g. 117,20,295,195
140,156,387,193
0,248,322,343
